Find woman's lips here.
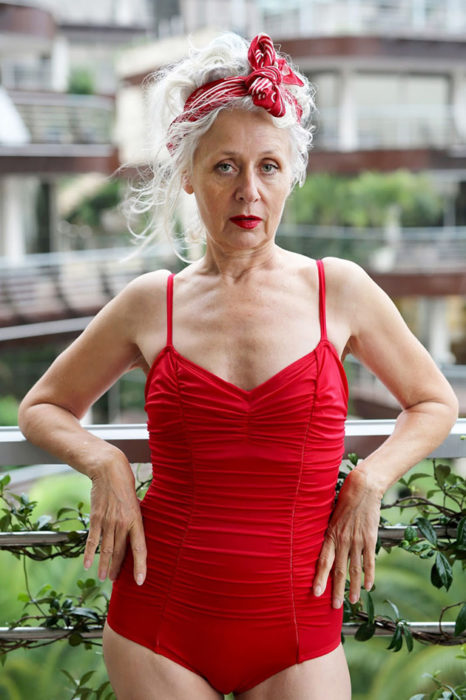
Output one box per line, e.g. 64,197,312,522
230,216,262,229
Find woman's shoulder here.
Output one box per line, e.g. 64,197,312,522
118,268,172,303
288,252,369,289
105,268,173,331
320,256,376,295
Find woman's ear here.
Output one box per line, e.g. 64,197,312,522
182,172,194,195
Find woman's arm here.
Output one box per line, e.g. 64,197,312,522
18,269,170,585
312,258,459,608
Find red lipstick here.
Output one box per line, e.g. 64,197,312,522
230,216,262,229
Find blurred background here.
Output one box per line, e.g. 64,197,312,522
0,1,465,698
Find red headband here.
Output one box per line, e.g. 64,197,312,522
167,34,304,154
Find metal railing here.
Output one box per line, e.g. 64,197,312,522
314,104,463,151
276,224,466,270
261,0,466,39
0,245,175,331
0,419,465,642
6,91,115,145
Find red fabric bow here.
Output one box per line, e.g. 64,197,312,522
245,34,303,118
167,34,304,153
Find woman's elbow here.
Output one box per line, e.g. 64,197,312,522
439,384,460,432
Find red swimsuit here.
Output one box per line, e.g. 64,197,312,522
107,259,349,695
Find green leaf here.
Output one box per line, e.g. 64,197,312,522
455,604,466,636
36,514,52,530
403,624,414,652
384,598,401,620
365,590,374,623
434,463,451,489
68,632,83,647
347,453,359,466
405,526,418,543
17,592,29,603
60,669,78,687
456,517,466,551
57,506,78,518
0,475,11,487
355,621,376,641
78,670,95,686
431,552,453,590
414,516,437,545
387,625,403,651
96,680,112,698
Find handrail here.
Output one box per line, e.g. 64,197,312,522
1,420,465,467
0,525,458,548
0,622,458,641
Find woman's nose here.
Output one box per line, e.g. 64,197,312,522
235,170,260,202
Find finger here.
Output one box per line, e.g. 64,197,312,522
362,543,376,591
84,514,102,570
348,547,363,604
332,548,350,609
313,536,336,597
108,528,129,582
98,526,115,581
129,518,147,586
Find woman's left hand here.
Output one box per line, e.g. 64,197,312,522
312,467,383,608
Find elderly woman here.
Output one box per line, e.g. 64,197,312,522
18,33,457,700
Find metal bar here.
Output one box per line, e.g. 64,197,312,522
0,531,87,546
0,627,102,640
0,622,459,641
1,420,465,466
0,526,458,548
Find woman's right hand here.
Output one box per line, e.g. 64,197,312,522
83,459,147,586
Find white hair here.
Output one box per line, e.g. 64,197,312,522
122,32,317,263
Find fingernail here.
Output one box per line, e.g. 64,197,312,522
350,593,359,604
333,598,342,608
136,574,144,586
98,572,106,581
365,581,373,591
83,559,91,570
314,585,322,596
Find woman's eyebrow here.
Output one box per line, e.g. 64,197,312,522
215,150,281,157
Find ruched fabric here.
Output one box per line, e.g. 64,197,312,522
107,259,349,695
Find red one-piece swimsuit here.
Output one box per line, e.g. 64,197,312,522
107,258,349,695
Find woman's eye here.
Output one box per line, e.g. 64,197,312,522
216,162,233,173
262,163,279,174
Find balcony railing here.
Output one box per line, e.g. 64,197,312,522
0,229,464,336
0,419,465,642
6,90,115,145
314,104,463,151
261,0,466,39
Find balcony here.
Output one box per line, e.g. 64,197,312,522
0,90,119,174
314,104,463,152
262,0,466,39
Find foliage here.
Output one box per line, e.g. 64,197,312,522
0,396,19,427
61,669,114,699
67,68,95,96
286,170,443,227
65,179,122,229
408,667,466,700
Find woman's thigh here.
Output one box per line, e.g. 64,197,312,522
102,622,223,700
235,643,351,700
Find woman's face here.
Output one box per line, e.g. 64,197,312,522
183,108,293,252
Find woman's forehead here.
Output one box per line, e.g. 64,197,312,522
196,109,291,158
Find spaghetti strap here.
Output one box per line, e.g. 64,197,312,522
316,259,328,340
166,273,174,346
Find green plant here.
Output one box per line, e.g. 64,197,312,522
68,68,95,95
